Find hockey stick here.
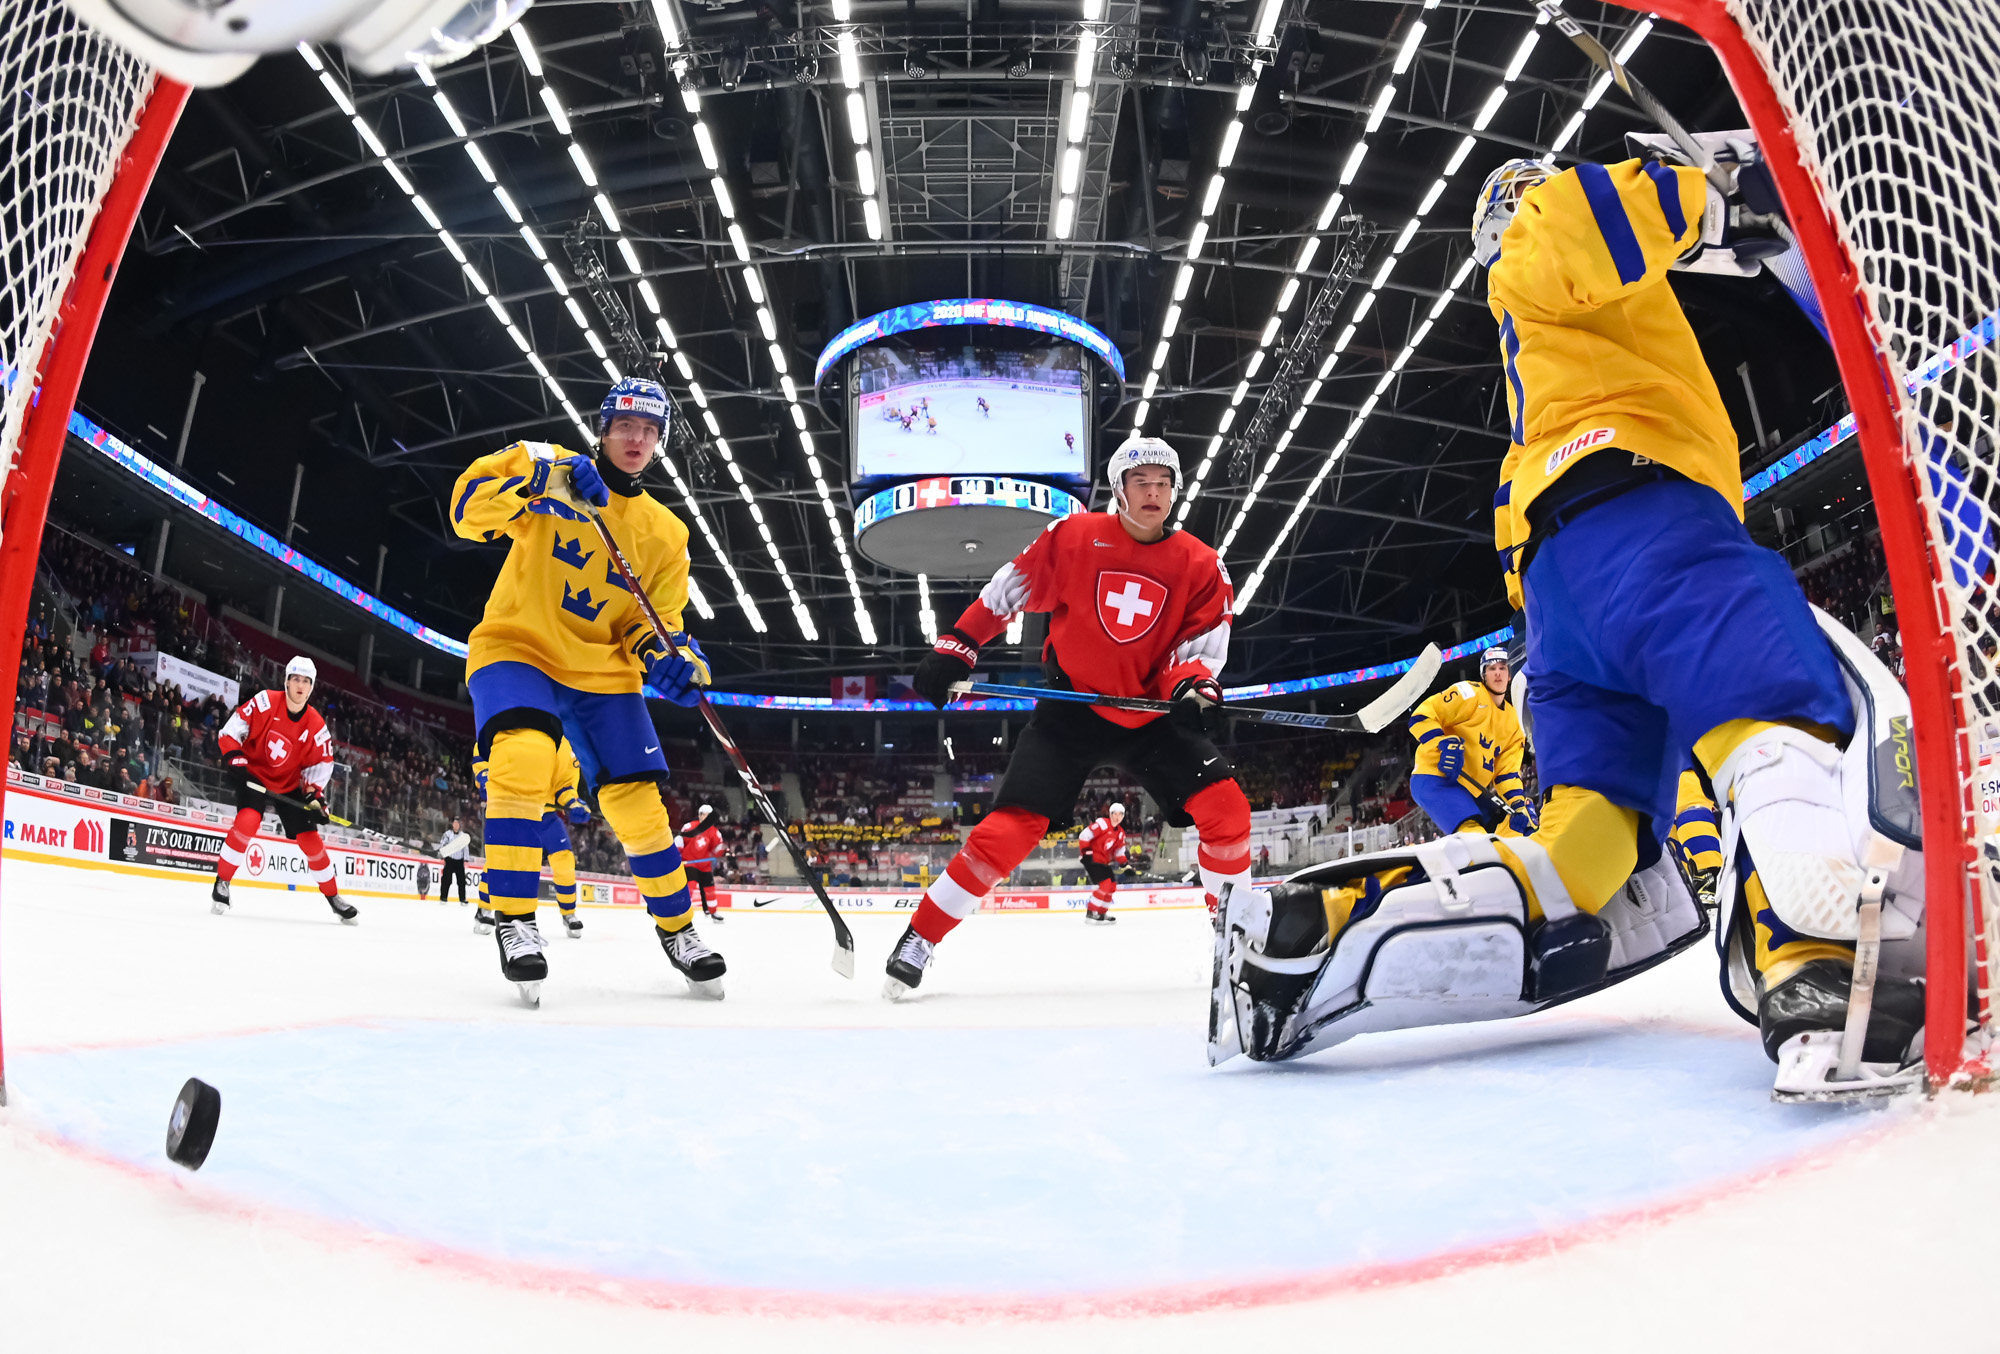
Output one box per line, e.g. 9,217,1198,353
947,642,1441,735
573,497,857,979
248,778,353,828
1534,2,1732,192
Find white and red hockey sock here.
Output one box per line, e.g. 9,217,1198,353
1188,780,1253,912
297,830,339,898
911,806,1049,944
1091,875,1117,908
214,805,262,882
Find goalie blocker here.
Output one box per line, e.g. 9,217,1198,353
1214,612,1933,1096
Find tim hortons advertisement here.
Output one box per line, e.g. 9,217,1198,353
708,885,1209,915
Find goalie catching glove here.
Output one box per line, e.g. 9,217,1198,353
637,632,711,707
913,627,980,709
1625,130,1793,275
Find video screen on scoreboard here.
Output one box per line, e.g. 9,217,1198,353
851,339,1090,482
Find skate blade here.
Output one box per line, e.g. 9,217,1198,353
337,915,359,926
882,974,917,1002
474,924,494,936
1770,1030,1924,1102
210,901,229,916
516,981,542,1009
685,976,725,1000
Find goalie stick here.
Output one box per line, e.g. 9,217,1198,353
571,492,857,980
1535,2,1733,192
947,642,1442,735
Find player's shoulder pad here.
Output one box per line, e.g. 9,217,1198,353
251,691,270,711
1452,681,1480,700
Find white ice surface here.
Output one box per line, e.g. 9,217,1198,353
2,857,1997,1352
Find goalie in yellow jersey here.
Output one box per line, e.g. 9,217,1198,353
1213,147,1928,1100
451,377,722,1006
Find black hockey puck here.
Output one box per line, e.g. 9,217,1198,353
165,1077,221,1170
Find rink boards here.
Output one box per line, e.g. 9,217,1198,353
2,769,1200,913
0,768,634,903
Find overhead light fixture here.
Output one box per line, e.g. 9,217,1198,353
1007,42,1033,78
719,40,747,90
905,42,930,79
1181,32,1212,85
1111,44,1136,80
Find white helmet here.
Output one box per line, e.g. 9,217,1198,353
286,655,318,685
66,0,531,87
1106,434,1181,516
1108,801,1126,816
698,803,714,817
1471,158,1558,267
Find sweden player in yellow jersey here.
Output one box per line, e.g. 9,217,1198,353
1213,146,1928,1098
1668,767,1722,906
470,738,591,938
452,377,724,1004
1476,151,1925,1090
1406,647,1533,835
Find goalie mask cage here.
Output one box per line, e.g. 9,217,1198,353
0,1,184,1105
1628,0,2000,1086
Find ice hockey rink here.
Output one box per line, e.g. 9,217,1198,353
855,380,1085,479
1,857,1994,1353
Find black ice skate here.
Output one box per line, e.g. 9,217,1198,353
1084,904,1117,925
1761,957,1926,1101
327,894,359,925
703,904,725,924
210,878,230,915
659,921,726,998
883,923,934,1000
473,907,496,936
562,911,583,938
493,913,548,1007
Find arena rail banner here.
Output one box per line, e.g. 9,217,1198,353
1,768,635,904
708,884,1210,915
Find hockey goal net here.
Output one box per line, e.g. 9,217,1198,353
1634,0,2000,1085
0,0,182,1104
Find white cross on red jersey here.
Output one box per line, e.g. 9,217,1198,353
955,512,1233,728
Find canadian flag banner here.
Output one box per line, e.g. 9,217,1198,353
833,675,878,704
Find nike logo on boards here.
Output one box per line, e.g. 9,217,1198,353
752,898,778,907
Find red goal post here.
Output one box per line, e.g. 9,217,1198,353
0,2,186,1105
1621,0,1997,1086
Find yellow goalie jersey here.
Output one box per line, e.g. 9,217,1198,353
1488,159,1740,607
451,442,691,693
1407,680,1527,802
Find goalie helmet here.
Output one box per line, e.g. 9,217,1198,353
66,0,531,88
599,377,670,439
1105,434,1181,516
1471,157,1558,267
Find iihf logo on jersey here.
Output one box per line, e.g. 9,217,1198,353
1096,571,1168,643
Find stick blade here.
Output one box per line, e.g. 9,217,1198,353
830,939,857,980
1357,642,1442,732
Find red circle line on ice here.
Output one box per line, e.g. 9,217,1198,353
23,1108,1893,1326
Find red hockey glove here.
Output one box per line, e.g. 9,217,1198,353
1171,675,1226,738
913,627,979,710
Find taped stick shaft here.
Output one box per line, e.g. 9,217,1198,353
1537,2,1731,191
578,500,857,976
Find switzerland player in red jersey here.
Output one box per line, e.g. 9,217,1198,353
886,436,1254,997
208,656,358,923
1077,801,1128,925
680,804,725,922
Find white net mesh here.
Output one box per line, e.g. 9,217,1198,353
1723,0,2000,1036
0,0,153,512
